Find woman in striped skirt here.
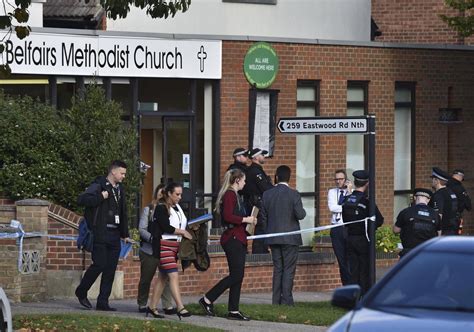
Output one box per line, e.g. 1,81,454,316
147,182,193,319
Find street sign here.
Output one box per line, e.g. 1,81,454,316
277,116,368,134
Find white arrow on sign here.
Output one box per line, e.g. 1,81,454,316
277,116,368,134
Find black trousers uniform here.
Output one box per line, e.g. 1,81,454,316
342,190,384,295
205,238,246,311
76,227,121,306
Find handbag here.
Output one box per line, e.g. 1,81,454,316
76,208,99,252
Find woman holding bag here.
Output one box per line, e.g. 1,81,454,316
199,169,256,321
146,182,193,320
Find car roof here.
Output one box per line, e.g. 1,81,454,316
422,236,474,253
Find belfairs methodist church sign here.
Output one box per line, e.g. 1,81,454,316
1,32,222,79
243,42,279,89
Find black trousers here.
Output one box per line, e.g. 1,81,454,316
270,244,298,305
76,228,121,306
347,235,370,295
206,238,246,311
330,226,351,285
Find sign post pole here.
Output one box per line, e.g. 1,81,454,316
368,115,376,287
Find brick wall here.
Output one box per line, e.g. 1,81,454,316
220,41,474,231
0,199,49,302
372,0,473,45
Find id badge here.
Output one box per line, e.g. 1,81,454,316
114,215,120,224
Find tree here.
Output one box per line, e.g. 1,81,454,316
0,85,142,223
0,0,191,77
441,0,474,37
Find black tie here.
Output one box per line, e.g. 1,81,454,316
338,190,345,205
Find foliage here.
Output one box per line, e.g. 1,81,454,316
14,313,219,331
187,301,348,327
440,0,474,37
61,84,142,220
0,85,142,224
96,0,191,20
0,92,70,202
0,0,191,77
375,225,400,253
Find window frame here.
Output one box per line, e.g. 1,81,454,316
296,79,320,228
347,80,369,169
394,82,416,197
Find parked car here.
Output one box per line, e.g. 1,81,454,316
329,236,474,332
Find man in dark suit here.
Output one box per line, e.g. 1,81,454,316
75,160,130,311
261,165,306,305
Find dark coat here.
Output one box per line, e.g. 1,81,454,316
261,183,306,246
77,176,129,243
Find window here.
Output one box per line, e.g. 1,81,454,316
394,83,415,218
296,80,319,246
346,81,368,177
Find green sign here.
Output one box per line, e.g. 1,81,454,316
243,42,279,89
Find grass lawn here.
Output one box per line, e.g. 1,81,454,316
187,301,348,326
13,314,221,332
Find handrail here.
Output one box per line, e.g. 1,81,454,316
47,210,79,231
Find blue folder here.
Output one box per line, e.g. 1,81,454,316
119,240,133,259
187,213,213,226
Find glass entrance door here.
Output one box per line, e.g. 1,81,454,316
163,117,194,216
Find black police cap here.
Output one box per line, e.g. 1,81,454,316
431,167,450,182
452,169,465,177
413,188,432,199
248,148,268,159
352,170,369,182
233,147,248,157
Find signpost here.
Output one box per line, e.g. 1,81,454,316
277,116,368,134
278,115,378,288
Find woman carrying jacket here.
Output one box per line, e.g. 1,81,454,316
199,168,256,321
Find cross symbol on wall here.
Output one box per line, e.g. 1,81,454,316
197,45,207,73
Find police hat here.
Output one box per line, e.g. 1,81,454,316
352,170,369,182
233,147,248,157
248,148,268,159
413,188,432,199
431,167,450,182
453,169,465,178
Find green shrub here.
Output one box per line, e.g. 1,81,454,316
376,225,400,253
0,86,142,224
0,92,69,202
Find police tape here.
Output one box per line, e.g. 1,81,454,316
209,216,376,243
0,220,77,272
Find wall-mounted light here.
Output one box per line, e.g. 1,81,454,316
438,108,462,124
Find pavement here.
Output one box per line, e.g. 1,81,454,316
11,291,333,332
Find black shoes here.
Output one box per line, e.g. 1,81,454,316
177,307,192,320
163,307,177,315
227,311,250,321
146,307,164,319
138,306,147,313
96,304,117,312
75,289,92,309
199,297,215,316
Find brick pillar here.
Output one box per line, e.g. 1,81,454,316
15,199,49,302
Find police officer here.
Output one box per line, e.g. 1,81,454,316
242,148,273,254
429,167,459,235
393,188,440,258
227,148,251,172
447,169,471,234
342,170,384,295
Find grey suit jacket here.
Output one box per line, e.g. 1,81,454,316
261,183,306,246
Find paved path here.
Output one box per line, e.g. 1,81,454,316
11,291,332,332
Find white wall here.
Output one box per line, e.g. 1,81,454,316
107,0,371,42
